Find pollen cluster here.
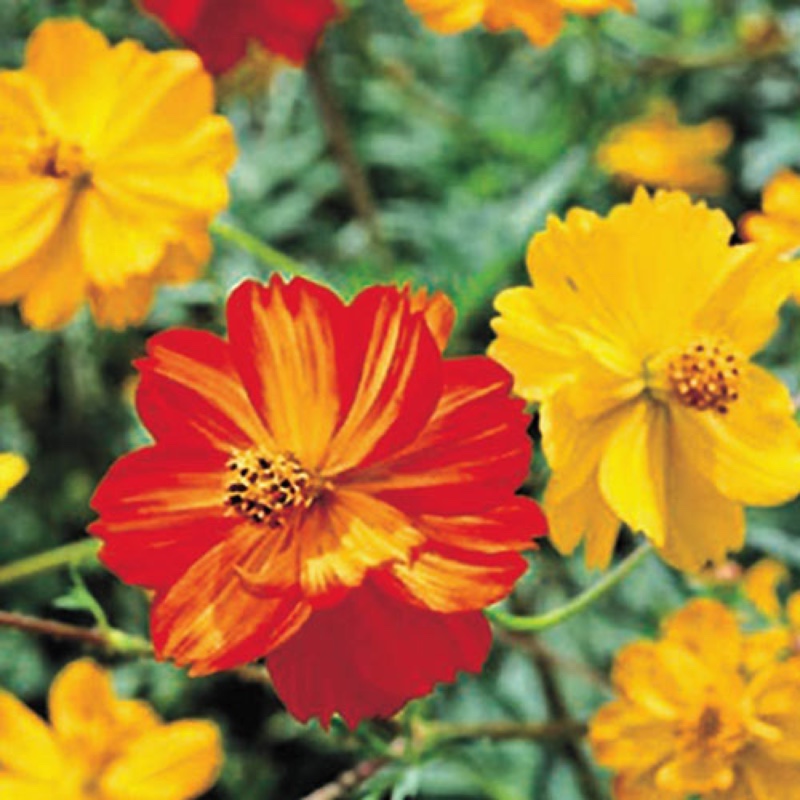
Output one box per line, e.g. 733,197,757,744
29,135,90,182
668,340,741,413
677,703,746,759
225,450,318,527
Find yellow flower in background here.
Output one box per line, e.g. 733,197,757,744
597,101,732,195
0,453,28,500
0,19,236,330
591,599,800,800
490,189,800,571
405,0,634,49
0,659,222,799
742,559,800,673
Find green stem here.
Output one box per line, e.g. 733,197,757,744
0,539,101,587
488,543,654,633
211,219,308,277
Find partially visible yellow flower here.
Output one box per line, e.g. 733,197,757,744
742,559,800,673
405,0,634,48
0,453,28,500
0,19,236,330
597,101,733,195
0,659,222,799
218,42,286,101
591,599,800,800
489,189,800,572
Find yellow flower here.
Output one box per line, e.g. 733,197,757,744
404,0,634,48
742,559,800,673
591,599,800,800
489,189,800,571
0,659,222,799
0,453,28,500
597,101,733,195
0,19,236,330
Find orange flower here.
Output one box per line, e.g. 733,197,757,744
90,277,544,727
0,19,235,330
405,0,634,48
597,101,733,195
0,659,222,799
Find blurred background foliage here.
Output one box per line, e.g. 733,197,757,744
2,0,800,797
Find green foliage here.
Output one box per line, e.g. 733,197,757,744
3,0,800,798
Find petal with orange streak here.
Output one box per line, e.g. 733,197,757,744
352,357,530,515
378,542,528,613
151,533,310,675
323,285,443,474
135,328,269,452
226,277,356,470
267,579,491,727
91,446,239,591
408,285,456,351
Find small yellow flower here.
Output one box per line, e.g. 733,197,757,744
0,19,236,330
591,599,800,800
0,659,222,799
489,189,800,571
597,101,733,195
405,0,634,48
0,453,28,500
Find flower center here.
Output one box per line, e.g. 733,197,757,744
29,135,91,184
677,702,747,758
225,450,321,527
667,339,741,414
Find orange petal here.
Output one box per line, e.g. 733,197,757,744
407,285,456,351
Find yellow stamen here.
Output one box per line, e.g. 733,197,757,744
29,134,90,183
667,339,741,414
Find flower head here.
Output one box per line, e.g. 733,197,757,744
489,189,800,572
0,659,222,799
138,0,341,74
590,599,800,800
0,19,235,330
405,0,633,48
0,453,28,501
90,277,544,727
597,101,732,195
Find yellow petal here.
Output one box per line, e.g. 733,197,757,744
99,720,223,800
0,775,63,800
0,453,28,500
0,691,64,780
673,365,800,507
484,0,565,47
404,0,486,33
743,559,789,619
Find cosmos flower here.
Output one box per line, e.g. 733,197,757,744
0,19,235,330
405,0,633,48
0,453,28,501
0,659,222,799
90,277,544,727
597,101,733,195
590,599,800,800
138,0,341,74
490,189,800,571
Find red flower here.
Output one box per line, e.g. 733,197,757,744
138,0,340,73
91,278,544,727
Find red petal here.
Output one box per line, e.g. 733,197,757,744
139,0,340,73
350,357,531,514
408,286,456,351
136,328,268,452
266,579,491,728
151,534,310,674
90,446,235,590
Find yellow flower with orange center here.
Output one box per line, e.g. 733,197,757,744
405,0,634,48
0,19,236,330
489,189,800,571
590,599,800,800
597,101,733,195
0,453,28,500
0,659,222,799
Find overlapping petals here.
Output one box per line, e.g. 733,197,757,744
91,277,544,726
490,189,800,571
139,0,341,73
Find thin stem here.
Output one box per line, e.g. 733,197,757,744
419,719,587,745
300,756,394,800
0,539,101,587
211,219,308,277
489,543,653,633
